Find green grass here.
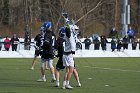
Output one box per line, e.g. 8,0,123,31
0,58,140,93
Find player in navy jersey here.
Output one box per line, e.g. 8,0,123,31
54,27,65,86
31,33,41,70
37,22,56,82
30,32,49,70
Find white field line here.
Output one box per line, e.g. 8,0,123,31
83,66,140,73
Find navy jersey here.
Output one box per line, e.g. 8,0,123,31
34,34,42,47
55,37,65,70
54,37,64,57
41,30,56,59
34,34,42,50
34,34,42,56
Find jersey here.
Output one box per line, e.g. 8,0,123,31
34,34,42,56
63,28,77,53
34,34,42,50
62,27,76,67
54,37,64,57
41,30,56,59
54,37,65,70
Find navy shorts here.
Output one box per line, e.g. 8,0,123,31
56,56,65,70
35,50,41,56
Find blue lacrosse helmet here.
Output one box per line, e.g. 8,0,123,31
59,27,65,37
59,27,65,33
42,21,52,30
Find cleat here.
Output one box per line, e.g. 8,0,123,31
55,85,59,87
62,86,66,89
30,67,34,70
77,83,81,87
62,81,66,89
37,77,46,82
42,77,46,82
55,81,60,87
65,85,73,89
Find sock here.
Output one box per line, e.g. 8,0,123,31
77,80,80,84
63,81,66,86
66,81,69,85
56,80,59,85
31,66,34,69
42,75,45,78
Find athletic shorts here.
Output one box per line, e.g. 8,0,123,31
56,56,65,70
40,58,54,69
63,54,74,67
35,50,40,56
41,58,49,63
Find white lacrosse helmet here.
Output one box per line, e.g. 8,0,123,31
69,25,79,35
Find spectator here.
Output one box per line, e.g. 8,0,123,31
4,36,10,51
109,27,118,38
127,27,135,42
93,37,100,50
122,36,129,50
131,36,138,50
111,37,117,52
84,37,92,50
10,34,19,51
100,36,108,51
117,38,123,51
0,36,2,51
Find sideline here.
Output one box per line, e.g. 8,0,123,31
83,66,140,73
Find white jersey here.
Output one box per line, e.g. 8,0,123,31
63,31,76,67
63,30,77,52
62,24,79,67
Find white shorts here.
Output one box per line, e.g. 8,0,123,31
41,58,48,63
41,58,53,68
63,54,74,67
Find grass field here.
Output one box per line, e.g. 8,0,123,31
0,58,140,93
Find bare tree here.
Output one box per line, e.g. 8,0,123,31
0,0,140,37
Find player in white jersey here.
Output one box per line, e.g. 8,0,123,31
62,24,81,89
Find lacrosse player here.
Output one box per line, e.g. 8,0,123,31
37,22,56,82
